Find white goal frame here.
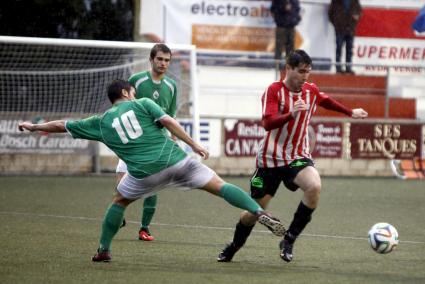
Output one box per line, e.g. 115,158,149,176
0,35,201,145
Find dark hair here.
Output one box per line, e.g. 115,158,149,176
107,79,132,103
150,43,172,60
285,49,312,68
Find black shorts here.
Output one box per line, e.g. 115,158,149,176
249,158,314,199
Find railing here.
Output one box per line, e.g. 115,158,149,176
196,54,425,120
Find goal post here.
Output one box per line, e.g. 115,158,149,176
0,36,200,173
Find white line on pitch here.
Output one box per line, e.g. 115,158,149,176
0,211,424,245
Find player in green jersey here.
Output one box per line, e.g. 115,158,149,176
18,79,286,262
128,44,177,118
117,44,177,241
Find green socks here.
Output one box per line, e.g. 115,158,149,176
141,195,157,229
98,186,259,251
99,203,125,252
219,183,261,214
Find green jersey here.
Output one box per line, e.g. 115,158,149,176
128,71,177,117
66,98,187,178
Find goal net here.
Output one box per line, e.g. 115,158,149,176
0,36,200,143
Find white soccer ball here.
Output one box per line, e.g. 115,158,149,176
368,223,399,254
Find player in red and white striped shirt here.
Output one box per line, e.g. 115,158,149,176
218,49,368,263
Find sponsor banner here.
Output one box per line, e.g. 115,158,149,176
0,119,93,154
309,122,343,158
349,123,422,159
224,119,343,158
141,1,423,41
176,118,221,157
354,37,425,74
224,119,264,157
353,7,425,74
141,1,423,71
192,24,275,52
159,0,333,59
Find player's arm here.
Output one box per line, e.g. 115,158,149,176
262,113,293,131
318,96,368,119
139,97,208,158
262,98,308,131
314,85,368,119
18,120,66,133
261,85,307,131
159,116,209,159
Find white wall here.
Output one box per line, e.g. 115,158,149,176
198,66,276,118
388,73,425,120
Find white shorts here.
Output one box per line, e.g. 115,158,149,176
116,159,127,173
117,156,215,200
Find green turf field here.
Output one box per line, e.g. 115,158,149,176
0,176,424,283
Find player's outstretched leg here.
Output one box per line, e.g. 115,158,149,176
218,183,285,236
256,211,286,237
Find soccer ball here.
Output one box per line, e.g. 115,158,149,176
368,223,399,254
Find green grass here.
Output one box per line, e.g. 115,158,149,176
0,176,424,283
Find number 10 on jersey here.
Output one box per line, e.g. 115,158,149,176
111,110,143,144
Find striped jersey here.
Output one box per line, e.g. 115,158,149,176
256,81,328,168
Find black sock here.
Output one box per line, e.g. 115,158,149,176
232,220,255,248
285,201,315,244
